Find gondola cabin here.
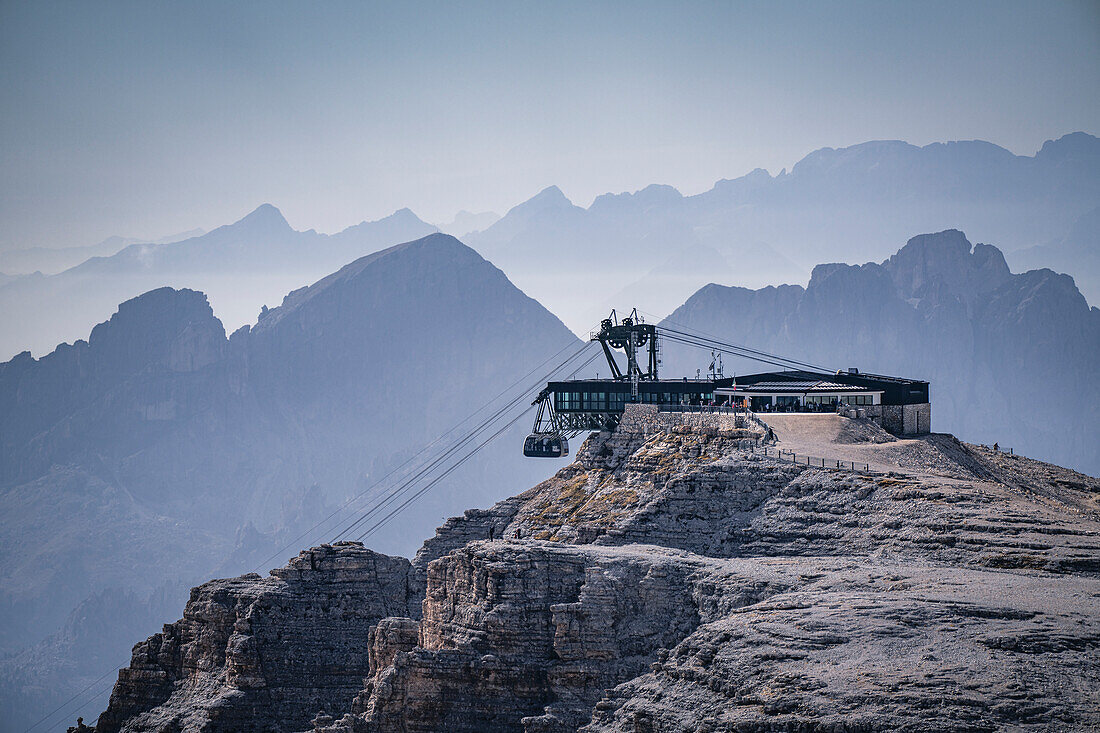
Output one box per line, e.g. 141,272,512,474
523,433,569,458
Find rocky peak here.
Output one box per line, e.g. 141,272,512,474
488,186,583,236
1036,131,1100,163
707,167,774,199
95,543,412,733
527,184,571,207
340,207,436,241
588,184,683,213
85,287,227,374
228,203,292,235
251,232,502,334
883,229,1012,301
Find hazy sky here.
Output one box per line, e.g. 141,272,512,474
1,0,1098,251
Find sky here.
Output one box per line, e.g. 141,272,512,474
1,0,1098,251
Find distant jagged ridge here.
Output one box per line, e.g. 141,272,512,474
661,228,1100,476
0,203,439,360
465,132,1100,332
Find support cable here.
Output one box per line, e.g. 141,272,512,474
657,324,832,373
638,308,833,373
658,331,816,373
250,338,592,572
329,343,597,542
354,350,603,543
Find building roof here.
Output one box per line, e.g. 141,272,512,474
719,380,878,393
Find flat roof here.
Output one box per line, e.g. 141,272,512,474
726,370,927,387
717,381,880,394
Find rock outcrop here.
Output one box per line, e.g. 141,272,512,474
345,542,792,733
96,544,411,733
98,406,1100,731
584,560,1100,732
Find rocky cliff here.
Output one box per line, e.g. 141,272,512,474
96,544,412,733
97,406,1100,731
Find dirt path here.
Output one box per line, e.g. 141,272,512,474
758,413,980,479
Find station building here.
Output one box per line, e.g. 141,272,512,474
715,369,930,435
548,369,930,437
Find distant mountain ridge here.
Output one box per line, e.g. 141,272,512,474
0,228,205,276
466,132,1100,332
1008,205,1100,305
0,204,438,360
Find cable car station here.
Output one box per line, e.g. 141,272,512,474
524,309,931,457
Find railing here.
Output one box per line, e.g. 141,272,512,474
754,445,869,472
742,410,767,430
658,404,740,414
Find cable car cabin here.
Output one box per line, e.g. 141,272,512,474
523,433,569,458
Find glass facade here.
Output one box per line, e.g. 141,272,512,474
553,384,717,412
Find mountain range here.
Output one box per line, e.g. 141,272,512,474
1,131,1098,729
0,229,205,277
1,132,1096,361
0,234,578,729
0,206,437,360
465,132,1100,331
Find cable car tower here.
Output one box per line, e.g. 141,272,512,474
524,309,659,458
594,308,659,397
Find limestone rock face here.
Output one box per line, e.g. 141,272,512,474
348,542,793,733
583,563,1100,732
99,406,1100,732
96,544,411,733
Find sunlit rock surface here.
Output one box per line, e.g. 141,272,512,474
100,406,1099,731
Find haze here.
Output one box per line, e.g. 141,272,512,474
2,0,1098,251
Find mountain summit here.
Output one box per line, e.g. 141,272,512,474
228,203,293,234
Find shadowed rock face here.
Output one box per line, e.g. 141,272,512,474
98,407,1100,732
95,544,412,733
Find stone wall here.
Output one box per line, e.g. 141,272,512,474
616,404,749,437
878,403,932,435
